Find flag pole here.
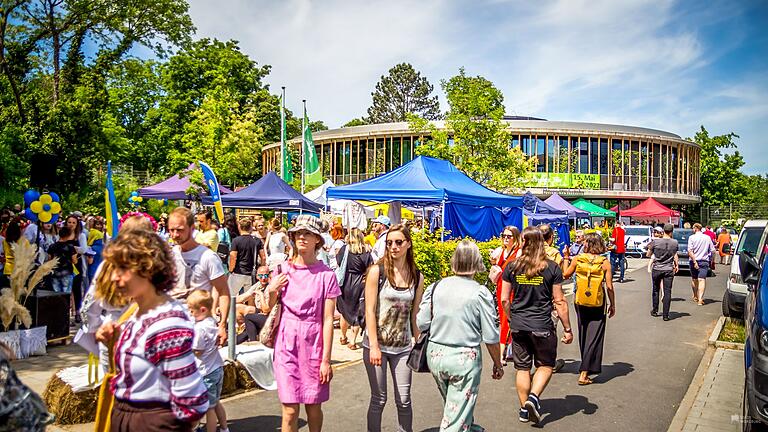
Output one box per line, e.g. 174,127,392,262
301,99,306,196
280,86,286,180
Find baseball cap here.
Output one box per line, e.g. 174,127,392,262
374,215,391,227
653,226,664,233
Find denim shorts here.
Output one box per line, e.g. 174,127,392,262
203,367,224,407
690,260,710,279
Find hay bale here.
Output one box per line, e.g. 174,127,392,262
42,374,98,424
234,361,257,390
221,361,239,397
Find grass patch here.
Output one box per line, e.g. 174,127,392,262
718,318,746,344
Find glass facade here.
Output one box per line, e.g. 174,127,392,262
263,126,701,200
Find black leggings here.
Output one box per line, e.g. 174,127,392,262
236,313,268,344
72,273,84,313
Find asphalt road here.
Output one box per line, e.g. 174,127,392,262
223,259,730,431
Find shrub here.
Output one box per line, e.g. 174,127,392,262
411,230,501,288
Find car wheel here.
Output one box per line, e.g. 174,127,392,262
744,376,768,431
724,292,731,317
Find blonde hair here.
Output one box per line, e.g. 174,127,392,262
186,289,213,312
346,228,367,254
170,207,194,227
121,215,154,232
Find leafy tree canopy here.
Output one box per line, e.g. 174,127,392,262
693,126,749,207
367,62,441,123
410,68,535,192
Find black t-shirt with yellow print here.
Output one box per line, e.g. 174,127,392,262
501,259,564,332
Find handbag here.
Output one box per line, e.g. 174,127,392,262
94,302,138,432
503,328,515,361
259,264,285,348
407,279,442,373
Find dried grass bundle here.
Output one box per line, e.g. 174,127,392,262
0,289,15,329
3,240,56,330
26,257,58,298
10,240,36,299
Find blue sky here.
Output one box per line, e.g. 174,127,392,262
184,0,768,174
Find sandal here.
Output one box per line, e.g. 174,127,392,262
339,336,349,345
578,377,594,386
347,342,360,350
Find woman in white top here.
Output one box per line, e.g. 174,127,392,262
265,218,291,270
363,224,424,432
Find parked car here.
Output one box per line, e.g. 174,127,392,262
672,228,695,271
741,240,768,431
725,221,768,317
624,225,653,257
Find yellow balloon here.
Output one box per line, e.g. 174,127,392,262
39,211,52,223
39,194,52,205
30,201,43,213
50,202,61,214
136,197,143,202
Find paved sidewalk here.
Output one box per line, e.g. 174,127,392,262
680,348,743,432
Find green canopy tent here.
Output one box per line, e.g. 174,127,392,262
571,198,616,218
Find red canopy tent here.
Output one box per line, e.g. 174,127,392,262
611,198,680,223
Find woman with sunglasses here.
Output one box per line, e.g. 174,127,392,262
363,224,424,432
235,265,272,343
265,215,340,432
491,226,521,348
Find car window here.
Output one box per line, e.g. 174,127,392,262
737,228,764,257
673,230,693,243
625,227,650,236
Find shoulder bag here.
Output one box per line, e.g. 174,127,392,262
407,278,440,373
259,264,285,348
94,302,139,432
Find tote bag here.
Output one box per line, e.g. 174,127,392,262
259,264,285,348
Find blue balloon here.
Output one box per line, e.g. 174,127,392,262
48,191,60,203
24,189,40,207
131,191,139,197
48,214,59,225
24,208,38,222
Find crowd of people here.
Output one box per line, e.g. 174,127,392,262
0,200,735,431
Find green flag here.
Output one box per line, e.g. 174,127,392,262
303,109,322,187
280,94,293,183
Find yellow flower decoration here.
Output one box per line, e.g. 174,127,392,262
29,193,62,223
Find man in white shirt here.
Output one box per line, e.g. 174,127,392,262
687,223,716,306
371,215,391,262
168,207,231,345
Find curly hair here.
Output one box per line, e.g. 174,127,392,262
102,229,177,293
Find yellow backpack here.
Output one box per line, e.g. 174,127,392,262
574,254,607,307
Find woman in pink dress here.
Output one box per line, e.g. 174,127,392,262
265,215,341,432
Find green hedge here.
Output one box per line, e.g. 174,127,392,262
411,230,501,287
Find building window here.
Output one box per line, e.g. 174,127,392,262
392,137,401,169
521,135,531,156
578,137,588,174
599,138,608,176
365,139,374,177
590,137,599,174
512,135,520,150
640,142,649,188
547,137,555,172
536,136,546,172
375,138,385,174
351,140,359,181
402,136,412,164
558,137,569,172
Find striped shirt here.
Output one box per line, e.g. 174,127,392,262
112,300,209,422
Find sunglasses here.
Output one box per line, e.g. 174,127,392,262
386,239,406,248
256,273,270,278
501,234,514,239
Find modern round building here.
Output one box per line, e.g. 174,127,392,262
262,117,700,204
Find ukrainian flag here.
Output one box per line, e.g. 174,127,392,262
105,161,119,238
199,161,224,223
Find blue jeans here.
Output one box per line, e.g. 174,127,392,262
51,275,73,293
610,252,625,280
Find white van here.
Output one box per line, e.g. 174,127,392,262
623,225,653,257
723,220,768,317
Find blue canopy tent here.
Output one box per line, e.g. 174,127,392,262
326,156,523,241
202,171,322,212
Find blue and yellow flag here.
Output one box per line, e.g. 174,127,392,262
105,161,119,238
199,161,224,222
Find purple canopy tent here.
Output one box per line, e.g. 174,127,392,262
138,163,233,200
543,192,589,219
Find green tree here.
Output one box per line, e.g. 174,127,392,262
694,126,748,206
343,117,368,127
367,63,441,123
410,68,535,191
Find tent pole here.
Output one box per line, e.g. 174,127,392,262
440,201,445,242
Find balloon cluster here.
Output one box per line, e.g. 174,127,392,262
23,189,62,224
128,191,143,207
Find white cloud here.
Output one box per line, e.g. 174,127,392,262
186,0,767,174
